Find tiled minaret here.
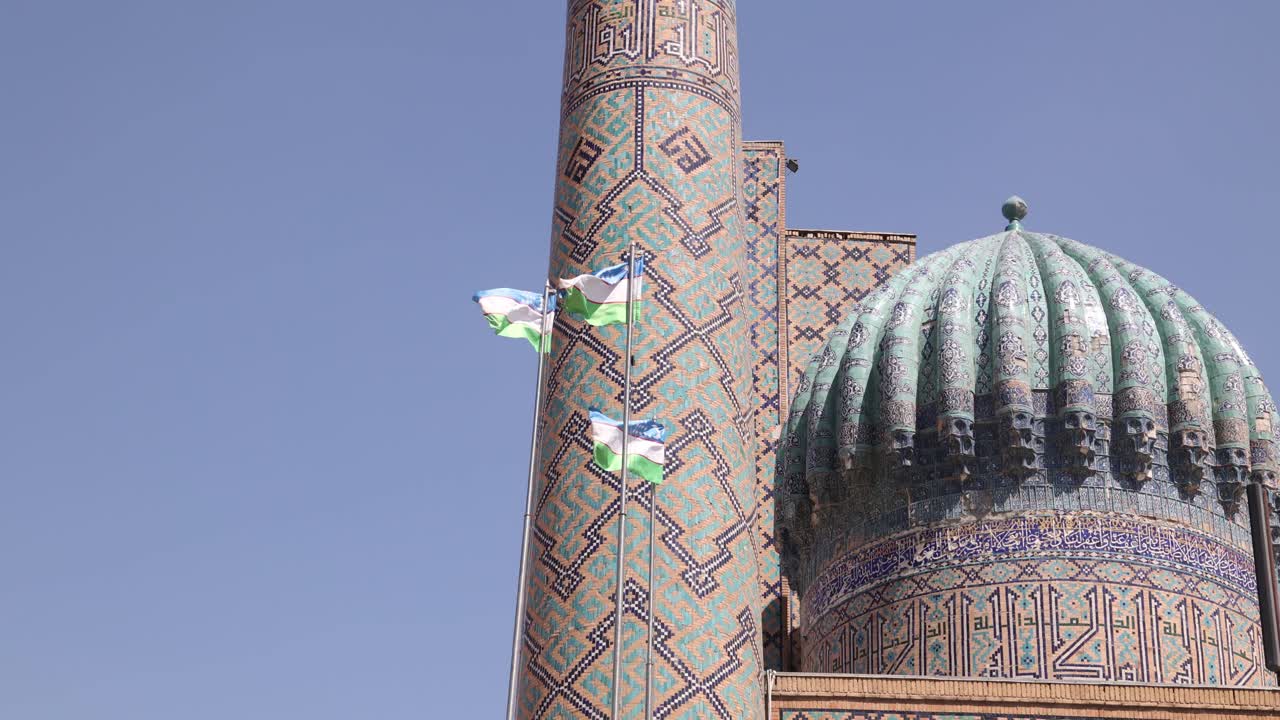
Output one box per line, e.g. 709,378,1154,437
518,1,763,718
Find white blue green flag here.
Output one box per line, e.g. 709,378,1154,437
557,258,644,327
589,409,667,484
472,288,555,352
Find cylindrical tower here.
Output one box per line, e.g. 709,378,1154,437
779,202,1280,687
519,2,762,718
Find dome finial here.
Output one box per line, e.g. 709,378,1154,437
1002,195,1029,230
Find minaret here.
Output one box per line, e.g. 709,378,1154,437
518,1,763,718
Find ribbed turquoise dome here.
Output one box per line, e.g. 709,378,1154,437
777,221,1278,591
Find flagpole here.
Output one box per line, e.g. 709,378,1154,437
611,245,637,720
645,473,657,720
506,282,553,720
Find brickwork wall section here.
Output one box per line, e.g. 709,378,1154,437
769,673,1280,719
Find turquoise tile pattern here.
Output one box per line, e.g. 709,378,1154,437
523,2,762,718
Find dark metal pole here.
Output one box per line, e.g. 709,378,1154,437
1247,480,1280,674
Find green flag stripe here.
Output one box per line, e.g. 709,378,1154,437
593,442,664,484
485,314,550,352
563,288,641,327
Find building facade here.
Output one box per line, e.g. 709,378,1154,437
512,2,1280,718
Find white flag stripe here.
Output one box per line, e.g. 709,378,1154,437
477,295,537,317
590,420,665,465
557,274,642,305
477,296,549,327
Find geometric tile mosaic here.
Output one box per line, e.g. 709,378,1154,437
739,142,919,674
743,142,787,671
527,2,919,713
802,513,1274,687
526,2,763,718
780,229,914,408
742,148,917,673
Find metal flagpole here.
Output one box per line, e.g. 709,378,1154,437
611,245,637,720
505,282,553,720
645,472,657,719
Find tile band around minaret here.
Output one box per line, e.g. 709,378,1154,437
519,1,764,719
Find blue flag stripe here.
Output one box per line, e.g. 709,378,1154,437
588,408,667,443
590,257,645,286
472,288,556,313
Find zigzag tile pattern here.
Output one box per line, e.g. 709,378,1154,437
781,230,915,401
523,2,762,718
742,142,786,669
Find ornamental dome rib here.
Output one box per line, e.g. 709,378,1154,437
777,226,1278,593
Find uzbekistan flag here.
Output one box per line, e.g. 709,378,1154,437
557,258,644,327
472,288,555,352
589,409,667,484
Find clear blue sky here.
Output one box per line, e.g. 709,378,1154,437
2,2,1277,717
